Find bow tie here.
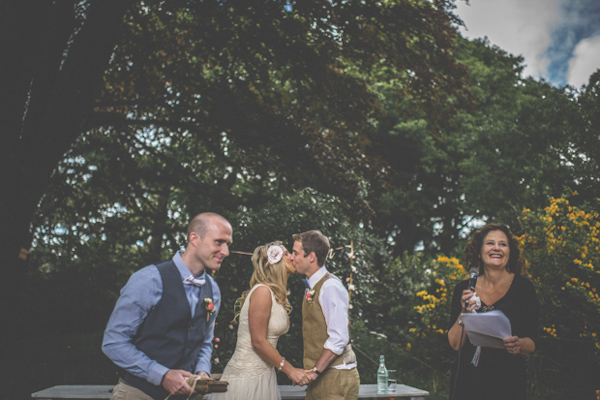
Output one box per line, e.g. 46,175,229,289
302,278,311,289
184,275,205,287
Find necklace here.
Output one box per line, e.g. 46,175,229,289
480,304,495,312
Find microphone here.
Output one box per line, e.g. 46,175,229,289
467,268,479,291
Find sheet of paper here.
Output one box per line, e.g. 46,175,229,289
461,310,512,349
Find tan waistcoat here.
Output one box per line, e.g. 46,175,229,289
302,272,357,369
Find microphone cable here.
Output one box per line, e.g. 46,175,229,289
449,322,466,400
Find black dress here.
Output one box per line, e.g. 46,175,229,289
448,275,541,400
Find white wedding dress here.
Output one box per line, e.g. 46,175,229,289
210,284,289,400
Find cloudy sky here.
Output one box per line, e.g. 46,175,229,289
454,0,600,88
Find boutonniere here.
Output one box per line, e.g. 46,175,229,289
204,298,215,322
305,289,316,303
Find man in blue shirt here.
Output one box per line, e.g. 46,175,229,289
103,212,233,400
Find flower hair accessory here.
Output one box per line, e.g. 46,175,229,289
267,245,284,264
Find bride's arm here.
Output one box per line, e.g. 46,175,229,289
248,286,309,385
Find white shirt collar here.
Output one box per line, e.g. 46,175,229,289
307,266,328,288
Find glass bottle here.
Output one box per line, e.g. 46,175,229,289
377,354,388,393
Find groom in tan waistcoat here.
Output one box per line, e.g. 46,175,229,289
291,230,359,400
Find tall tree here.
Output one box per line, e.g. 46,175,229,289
571,69,600,201
365,38,598,255
456,40,592,229
0,0,133,269
17,0,470,267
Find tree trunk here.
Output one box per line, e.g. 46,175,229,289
0,0,133,321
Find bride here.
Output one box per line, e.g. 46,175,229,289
211,242,311,400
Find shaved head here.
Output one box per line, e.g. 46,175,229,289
187,212,231,241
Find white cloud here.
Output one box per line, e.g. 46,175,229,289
566,35,600,88
455,0,561,80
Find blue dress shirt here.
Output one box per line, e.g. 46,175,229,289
102,251,221,386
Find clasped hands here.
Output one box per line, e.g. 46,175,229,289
289,368,318,386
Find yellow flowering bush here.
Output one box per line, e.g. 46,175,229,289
407,256,465,350
520,195,600,395
521,197,600,348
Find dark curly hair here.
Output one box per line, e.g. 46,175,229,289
464,223,525,276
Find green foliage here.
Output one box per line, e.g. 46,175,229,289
520,196,600,398
92,0,472,225
571,70,600,196
364,37,600,257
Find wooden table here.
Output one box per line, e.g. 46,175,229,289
280,383,429,399
32,384,429,399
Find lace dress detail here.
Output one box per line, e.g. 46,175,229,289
210,284,289,400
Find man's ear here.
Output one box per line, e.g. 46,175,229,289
188,231,199,247
309,251,317,264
